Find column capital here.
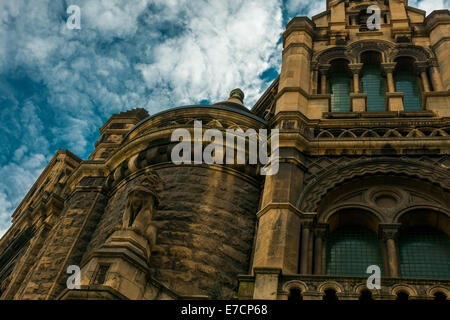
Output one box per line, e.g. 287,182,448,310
348,63,363,74
379,224,401,241
314,223,329,238
430,59,440,68
414,61,429,73
381,62,397,74
319,64,331,75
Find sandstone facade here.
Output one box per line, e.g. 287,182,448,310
0,0,449,300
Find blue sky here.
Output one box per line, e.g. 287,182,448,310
0,0,447,236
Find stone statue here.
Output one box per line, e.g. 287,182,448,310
122,171,163,244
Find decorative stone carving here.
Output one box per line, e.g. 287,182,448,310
122,171,163,244
298,158,450,212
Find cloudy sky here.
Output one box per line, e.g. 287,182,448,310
0,0,448,237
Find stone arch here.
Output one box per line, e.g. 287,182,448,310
428,286,450,298
391,284,418,297
394,207,450,236
388,44,434,63
282,280,308,293
354,283,381,297
346,39,396,63
297,158,450,212
319,206,384,232
315,47,350,65
317,281,344,293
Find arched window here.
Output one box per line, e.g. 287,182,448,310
399,227,450,279
394,58,422,110
329,59,351,112
361,52,386,111
326,226,383,276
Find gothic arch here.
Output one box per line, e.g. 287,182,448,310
297,158,450,212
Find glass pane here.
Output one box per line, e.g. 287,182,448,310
362,65,386,111
399,227,450,279
326,226,383,276
330,73,350,112
395,71,422,110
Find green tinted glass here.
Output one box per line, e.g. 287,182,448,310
362,65,386,111
399,227,450,279
395,71,422,110
326,226,383,276
330,73,351,112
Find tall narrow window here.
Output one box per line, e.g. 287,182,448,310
394,58,422,110
361,52,386,111
329,60,351,112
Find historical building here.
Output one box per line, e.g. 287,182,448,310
0,0,449,300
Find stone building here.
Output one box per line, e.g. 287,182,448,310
0,0,449,300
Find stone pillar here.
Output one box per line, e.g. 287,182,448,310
415,62,431,93
349,63,363,93
300,221,313,274
253,268,281,300
426,11,450,91
313,224,328,275
430,61,445,91
379,224,401,278
382,63,404,111
382,63,397,93
349,63,367,112
275,18,314,114
252,148,306,275
311,62,319,94
319,65,330,94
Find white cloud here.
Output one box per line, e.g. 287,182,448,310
409,0,449,15
137,0,283,108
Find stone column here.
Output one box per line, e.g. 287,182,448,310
379,224,401,278
348,63,363,93
300,221,313,274
382,63,404,111
319,65,330,94
381,63,397,93
426,11,450,91
313,224,328,275
430,61,445,91
311,62,319,94
415,62,431,93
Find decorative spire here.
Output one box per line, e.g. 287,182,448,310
229,88,245,103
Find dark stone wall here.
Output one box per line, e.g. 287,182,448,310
85,165,260,298
17,179,107,299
